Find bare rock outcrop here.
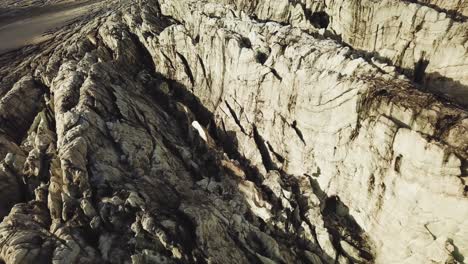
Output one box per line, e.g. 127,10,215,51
0,0,466,263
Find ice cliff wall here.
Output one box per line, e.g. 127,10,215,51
0,0,466,263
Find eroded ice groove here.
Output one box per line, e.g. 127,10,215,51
0,0,466,263
189,0,468,106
